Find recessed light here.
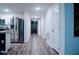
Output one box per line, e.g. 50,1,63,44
4,9,10,12
35,7,41,11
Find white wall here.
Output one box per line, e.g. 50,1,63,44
38,19,41,36
24,12,31,42
59,4,65,55
40,17,45,39
38,17,45,39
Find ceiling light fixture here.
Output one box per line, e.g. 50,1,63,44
35,7,41,11
4,9,10,12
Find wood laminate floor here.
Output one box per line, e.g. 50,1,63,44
7,34,58,55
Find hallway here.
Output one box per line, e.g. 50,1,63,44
7,34,58,55
0,3,79,55
0,3,63,55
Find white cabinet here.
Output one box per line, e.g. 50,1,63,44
6,31,11,53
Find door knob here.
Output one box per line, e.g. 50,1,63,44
52,29,54,32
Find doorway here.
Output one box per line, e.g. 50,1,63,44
31,21,38,33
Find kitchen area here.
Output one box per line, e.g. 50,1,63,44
0,16,24,54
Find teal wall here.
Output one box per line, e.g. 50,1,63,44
65,3,79,55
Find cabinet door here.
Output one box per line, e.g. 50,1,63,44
0,33,5,51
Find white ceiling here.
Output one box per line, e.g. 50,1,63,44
0,3,52,16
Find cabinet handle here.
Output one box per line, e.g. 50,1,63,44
1,40,4,44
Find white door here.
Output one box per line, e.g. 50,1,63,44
51,5,59,53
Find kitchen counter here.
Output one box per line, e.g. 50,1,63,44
0,30,11,33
